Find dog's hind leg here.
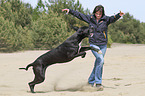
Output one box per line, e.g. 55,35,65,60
28,65,47,93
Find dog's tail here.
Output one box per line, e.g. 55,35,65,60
19,63,33,71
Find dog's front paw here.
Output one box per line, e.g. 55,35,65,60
81,52,86,58
90,46,99,52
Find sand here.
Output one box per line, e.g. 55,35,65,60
0,43,145,96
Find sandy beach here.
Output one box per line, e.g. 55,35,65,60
0,43,145,96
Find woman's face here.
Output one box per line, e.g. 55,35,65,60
95,11,102,20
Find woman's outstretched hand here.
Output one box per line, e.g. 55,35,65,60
119,10,125,16
62,9,69,14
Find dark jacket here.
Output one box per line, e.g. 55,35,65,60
69,9,121,45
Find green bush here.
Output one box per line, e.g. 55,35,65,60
109,13,145,44
0,16,33,52
31,11,73,49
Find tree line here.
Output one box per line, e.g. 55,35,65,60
0,0,145,52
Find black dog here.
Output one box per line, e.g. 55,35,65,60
19,26,99,93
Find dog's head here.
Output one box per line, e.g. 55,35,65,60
73,26,94,38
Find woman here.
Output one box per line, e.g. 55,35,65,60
62,5,124,90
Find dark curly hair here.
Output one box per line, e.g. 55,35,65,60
93,5,105,17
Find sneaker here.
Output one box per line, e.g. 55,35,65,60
87,83,94,87
96,84,104,91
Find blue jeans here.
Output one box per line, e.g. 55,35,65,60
88,44,107,85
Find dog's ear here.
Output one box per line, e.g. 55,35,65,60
71,26,79,31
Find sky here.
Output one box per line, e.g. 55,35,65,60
22,0,145,23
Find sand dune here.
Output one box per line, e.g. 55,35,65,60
0,43,145,96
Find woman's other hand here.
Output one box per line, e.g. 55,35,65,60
62,9,70,14
119,10,125,16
